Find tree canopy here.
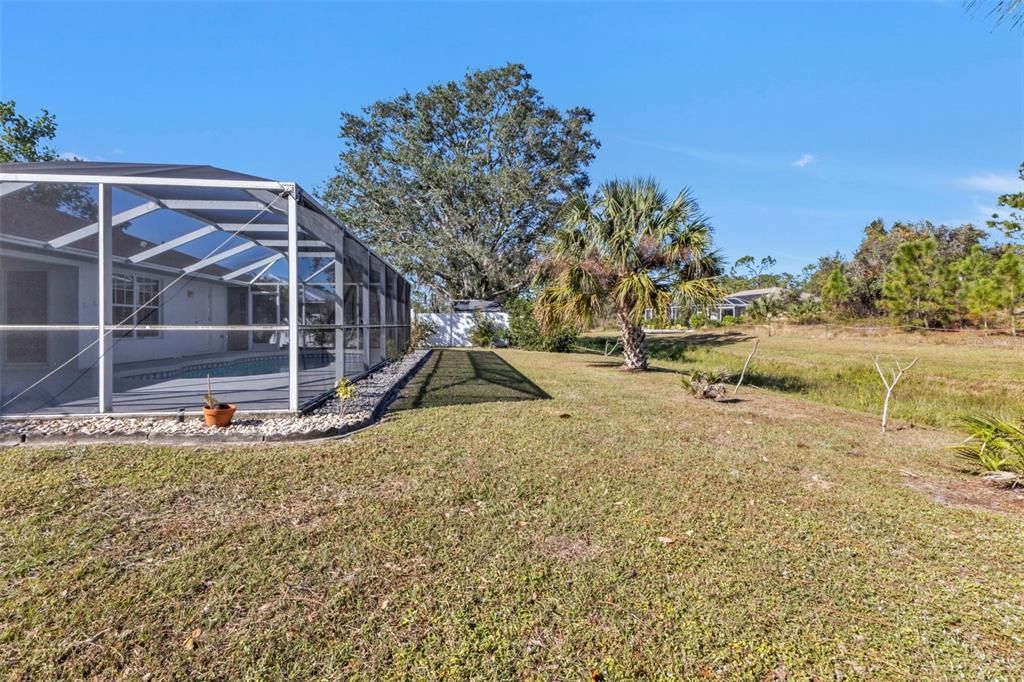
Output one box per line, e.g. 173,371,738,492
535,178,721,369
0,100,58,163
322,64,599,303
987,162,1024,241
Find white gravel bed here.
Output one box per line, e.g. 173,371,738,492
0,350,430,443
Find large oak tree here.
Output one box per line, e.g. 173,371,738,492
321,64,599,303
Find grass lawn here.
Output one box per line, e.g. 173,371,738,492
3,347,1024,678
579,325,1024,430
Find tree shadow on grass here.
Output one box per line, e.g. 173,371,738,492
576,331,753,363
740,369,810,393
389,349,550,411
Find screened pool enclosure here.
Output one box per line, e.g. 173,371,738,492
0,162,412,416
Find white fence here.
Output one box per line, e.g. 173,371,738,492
415,311,509,347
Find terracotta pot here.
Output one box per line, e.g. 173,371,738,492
202,404,236,427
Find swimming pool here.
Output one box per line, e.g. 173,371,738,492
120,352,332,383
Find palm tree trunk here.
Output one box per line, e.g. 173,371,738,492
619,311,648,370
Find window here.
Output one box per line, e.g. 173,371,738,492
112,274,160,338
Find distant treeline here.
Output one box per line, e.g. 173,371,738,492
720,164,1024,333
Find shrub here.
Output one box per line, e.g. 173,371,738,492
953,415,1024,485
506,296,578,352
646,314,671,329
689,312,710,329
786,300,824,325
469,312,505,347
684,368,731,400
410,318,436,349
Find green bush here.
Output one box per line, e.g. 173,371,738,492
410,318,436,349
506,296,578,352
469,312,505,347
688,312,710,329
786,300,824,325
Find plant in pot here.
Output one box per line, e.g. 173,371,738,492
202,375,236,427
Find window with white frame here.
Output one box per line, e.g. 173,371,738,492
112,274,160,338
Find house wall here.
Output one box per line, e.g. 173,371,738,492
0,250,232,413
108,278,229,364
0,250,230,364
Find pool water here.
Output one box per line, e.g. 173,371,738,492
122,352,331,383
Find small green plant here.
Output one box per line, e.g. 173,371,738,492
684,368,731,400
334,378,356,416
952,415,1024,485
469,312,504,347
385,339,400,363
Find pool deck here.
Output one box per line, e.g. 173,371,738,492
6,350,373,416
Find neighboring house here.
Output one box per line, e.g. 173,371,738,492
644,287,785,326
708,287,785,321
452,299,503,313
0,161,412,416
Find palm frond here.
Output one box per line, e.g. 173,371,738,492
535,177,722,335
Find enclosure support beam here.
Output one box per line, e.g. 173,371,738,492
97,184,113,413
362,268,371,371
49,201,161,248
335,241,345,382
287,194,300,411
130,225,217,263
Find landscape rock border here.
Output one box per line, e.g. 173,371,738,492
0,350,432,447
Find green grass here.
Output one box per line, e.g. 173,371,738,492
2,348,1023,678
579,326,1024,429
390,349,549,410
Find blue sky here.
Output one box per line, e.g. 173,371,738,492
2,1,1021,272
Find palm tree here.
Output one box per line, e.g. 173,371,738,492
535,178,721,370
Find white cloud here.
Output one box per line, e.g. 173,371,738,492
619,137,759,167
58,151,101,161
956,172,1022,194
791,153,815,168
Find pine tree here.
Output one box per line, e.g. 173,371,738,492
820,267,851,313
882,238,955,328
956,245,1000,329
993,248,1024,336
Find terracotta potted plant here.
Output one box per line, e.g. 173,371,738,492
202,376,236,427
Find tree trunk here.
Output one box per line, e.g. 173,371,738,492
1011,285,1017,337
619,312,648,370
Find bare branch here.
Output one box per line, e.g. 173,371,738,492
872,355,919,433
734,338,760,395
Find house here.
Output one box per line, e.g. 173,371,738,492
0,162,411,417
708,286,785,321
451,299,502,313
643,287,785,326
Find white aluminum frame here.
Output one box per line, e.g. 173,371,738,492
0,166,413,419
